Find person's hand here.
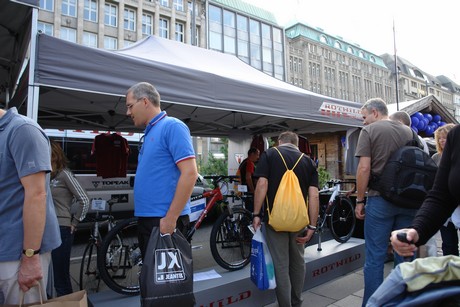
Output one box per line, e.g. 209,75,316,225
70,225,77,234
296,228,315,245
18,256,43,292
390,228,419,257
160,216,177,235
355,203,365,220
252,216,261,232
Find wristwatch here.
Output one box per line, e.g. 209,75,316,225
23,248,41,257
356,199,366,204
252,213,262,218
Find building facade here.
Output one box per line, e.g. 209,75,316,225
285,22,394,104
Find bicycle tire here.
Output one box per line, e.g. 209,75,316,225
98,217,141,296
329,196,356,243
79,241,101,293
210,207,253,271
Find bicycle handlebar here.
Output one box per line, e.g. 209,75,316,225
203,175,239,185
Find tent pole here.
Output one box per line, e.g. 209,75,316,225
27,7,39,121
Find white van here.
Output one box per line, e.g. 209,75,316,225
46,129,141,220
46,129,209,221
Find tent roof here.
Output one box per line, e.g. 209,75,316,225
387,95,457,124
0,0,37,100
14,34,365,136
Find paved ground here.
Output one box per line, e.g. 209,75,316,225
69,222,444,306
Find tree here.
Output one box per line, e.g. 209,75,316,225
199,138,228,177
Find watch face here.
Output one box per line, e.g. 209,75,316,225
25,249,34,257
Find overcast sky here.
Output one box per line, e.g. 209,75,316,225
247,0,459,84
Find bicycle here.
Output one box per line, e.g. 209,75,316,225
315,179,356,251
97,175,253,295
79,197,119,293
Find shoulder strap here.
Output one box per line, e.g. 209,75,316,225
274,147,304,171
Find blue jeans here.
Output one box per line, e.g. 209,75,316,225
52,226,74,296
362,196,417,306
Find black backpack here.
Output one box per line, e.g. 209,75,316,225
369,132,438,209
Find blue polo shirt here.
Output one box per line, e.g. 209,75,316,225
134,111,195,217
0,108,61,261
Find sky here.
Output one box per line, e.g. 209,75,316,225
247,0,459,83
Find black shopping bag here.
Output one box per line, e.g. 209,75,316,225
140,227,195,307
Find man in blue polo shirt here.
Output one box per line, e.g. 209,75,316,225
125,82,198,259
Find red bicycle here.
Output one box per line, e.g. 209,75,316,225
187,175,253,271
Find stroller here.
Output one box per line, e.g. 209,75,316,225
367,255,460,306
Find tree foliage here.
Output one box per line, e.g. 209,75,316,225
199,138,228,176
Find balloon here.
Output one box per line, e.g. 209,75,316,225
411,126,418,134
417,120,426,131
411,116,420,127
415,112,424,121
430,122,438,130
425,126,434,136
423,113,433,122
439,121,446,127
423,118,429,125
433,114,441,123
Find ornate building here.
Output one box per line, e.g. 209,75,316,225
285,22,394,104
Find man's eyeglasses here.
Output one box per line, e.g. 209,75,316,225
126,97,144,110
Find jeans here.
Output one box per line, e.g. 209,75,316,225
362,196,417,306
440,221,459,256
52,226,74,297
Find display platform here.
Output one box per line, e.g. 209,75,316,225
88,238,365,307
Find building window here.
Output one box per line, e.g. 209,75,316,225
320,35,328,44
223,10,235,54
62,0,77,17
209,5,222,51
175,22,184,42
60,27,76,43
159,18,169,38
39,0,54,11
104,36,117,49
142,13,153,35
334,41,341,49
359,50,365,58
160,0,169,7
82,31,97,47
124,8,136,31
173,0,183,11
38,22,54,35
84,0,98,22
347,46,354,54
105,3,118,27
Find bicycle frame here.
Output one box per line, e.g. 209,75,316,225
187,177,224,242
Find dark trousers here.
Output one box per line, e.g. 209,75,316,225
52,226,74,296
137,215,190,260
440,221,459,256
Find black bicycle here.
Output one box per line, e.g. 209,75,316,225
79,198,119,293
315,180,356,251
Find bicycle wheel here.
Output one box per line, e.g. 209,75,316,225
79,241,101,293
329,196,356,243
210,207,253,271
98,217,141,295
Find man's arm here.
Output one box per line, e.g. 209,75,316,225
355,156,371,220
18,172,47,292
161,158,198,234
297,186,319,244
245,171,255,193
252,177,268,230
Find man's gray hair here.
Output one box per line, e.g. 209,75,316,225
127,82,161,107
389,111,411,126
361,98,388,116
278,131,299,146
